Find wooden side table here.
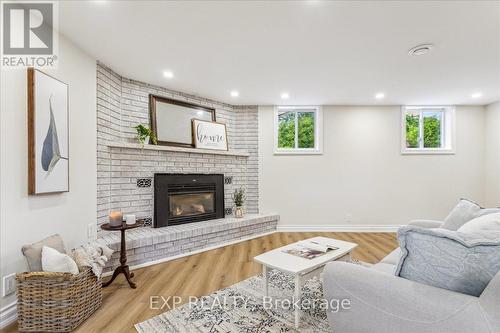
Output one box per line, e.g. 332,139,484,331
101,221,143,289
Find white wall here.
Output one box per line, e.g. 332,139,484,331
259,105,486,228
0,36,97,309
485,101,500,206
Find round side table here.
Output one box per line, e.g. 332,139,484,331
101,221,143,289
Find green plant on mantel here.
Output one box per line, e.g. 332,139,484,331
133,124,157,147
232,188,245,207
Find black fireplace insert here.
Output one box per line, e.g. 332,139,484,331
154,174,224,228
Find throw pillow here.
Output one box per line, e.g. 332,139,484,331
396,226,500,297
458,212,500,233
41,246,79,274
21,234,66,272
442,199,500,230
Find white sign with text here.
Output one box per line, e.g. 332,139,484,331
192,119,228,151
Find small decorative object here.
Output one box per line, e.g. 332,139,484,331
192,119,228,151
232,188,245,218
28,68,69,194
109,211,123,227
149,95,215,147
125,214,136,225
133,124,157,147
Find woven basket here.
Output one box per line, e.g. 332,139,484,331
16,267,102,332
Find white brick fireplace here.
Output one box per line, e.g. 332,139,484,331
96,63,278,270
97,63,260,225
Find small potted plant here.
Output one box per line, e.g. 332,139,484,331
232,188,245,218
133,124,157,147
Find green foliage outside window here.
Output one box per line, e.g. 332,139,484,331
278,112,295,148
278,111,315,149
405,111,442,148
298,112,315,148
406,114,420,148
423,114,441,148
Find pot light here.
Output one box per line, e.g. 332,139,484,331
375,92,385,99
230,90,239,97
471,92,482,98
163,71,174,79
408,44,434,56
280,92,290,100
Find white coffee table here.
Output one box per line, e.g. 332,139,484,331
254,236,358,328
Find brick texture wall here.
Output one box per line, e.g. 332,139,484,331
96,63,259,225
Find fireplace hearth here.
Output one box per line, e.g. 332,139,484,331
154,174,225,228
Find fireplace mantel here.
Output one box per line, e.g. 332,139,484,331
107,142,250,157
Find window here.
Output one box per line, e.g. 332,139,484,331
274,106,322,154
401,106,455,154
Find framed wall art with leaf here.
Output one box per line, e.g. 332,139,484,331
28,68,69,194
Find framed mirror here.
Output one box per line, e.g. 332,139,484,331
149,95,216,147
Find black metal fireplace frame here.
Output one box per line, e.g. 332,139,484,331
154,173,225,228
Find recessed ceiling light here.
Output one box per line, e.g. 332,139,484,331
408,43,434,56
163,71,174,79
375,92,385,99
280,92,290,99
230,90,239,97
471,92,482,98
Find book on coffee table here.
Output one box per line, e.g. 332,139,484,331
282,239,339,259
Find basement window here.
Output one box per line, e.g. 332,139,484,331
274,106,322,154
401,106,455,154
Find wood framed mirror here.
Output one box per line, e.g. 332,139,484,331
149,95,216,147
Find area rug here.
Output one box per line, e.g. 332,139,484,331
135,260,369,333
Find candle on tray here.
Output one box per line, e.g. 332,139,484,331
125,214,136,225
109,211,123,227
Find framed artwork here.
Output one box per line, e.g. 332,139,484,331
28,68,69,194
192,119,228,151
149,95,215,147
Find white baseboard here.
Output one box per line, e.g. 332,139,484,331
0,301,17,329
276,225,399,232
103,230,277,276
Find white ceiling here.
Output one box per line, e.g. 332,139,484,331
59,1,500,105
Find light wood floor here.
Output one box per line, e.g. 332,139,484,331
2,232,397,333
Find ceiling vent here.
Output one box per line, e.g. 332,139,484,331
408,44,434,56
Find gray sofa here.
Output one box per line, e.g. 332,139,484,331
322,220,500,333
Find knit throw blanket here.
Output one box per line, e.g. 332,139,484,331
72,242,114,278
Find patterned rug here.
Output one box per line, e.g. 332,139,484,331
135,260,369,333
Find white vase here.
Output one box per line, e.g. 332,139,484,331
139,136,150,148
235,206,244,218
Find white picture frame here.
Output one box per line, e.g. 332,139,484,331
191,119,228,151
28,68,69,194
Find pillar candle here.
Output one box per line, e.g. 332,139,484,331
109,211,123,227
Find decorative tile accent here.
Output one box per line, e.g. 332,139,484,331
225,208,233,216
138,217,153,227
137,178,152,188
224,176,233,185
